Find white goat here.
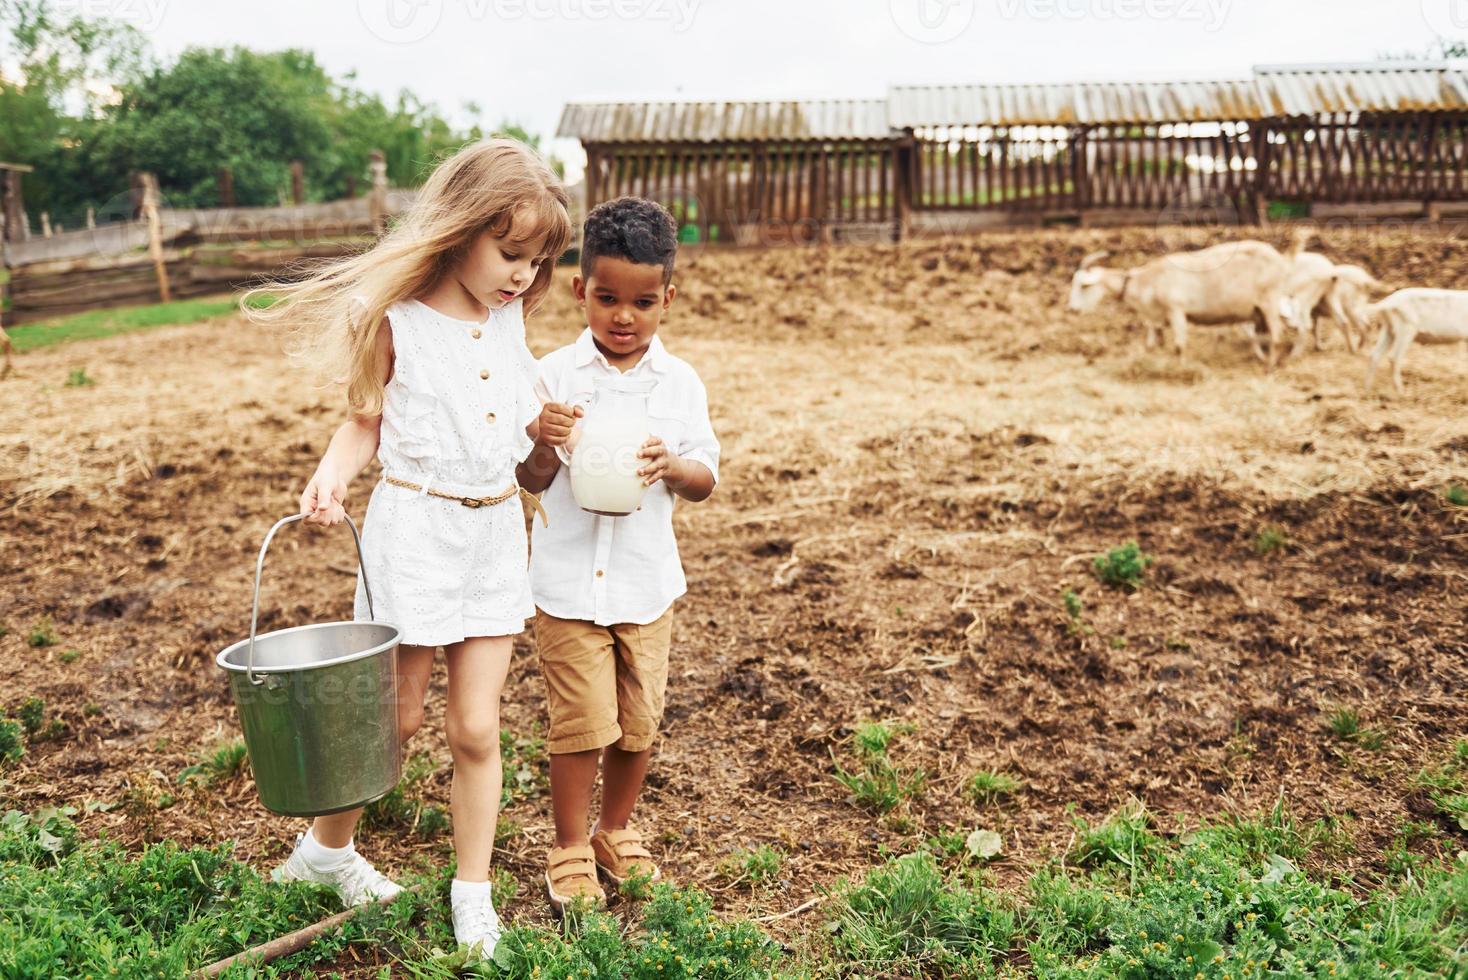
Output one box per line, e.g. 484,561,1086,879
1363,288,1468,393
1280,254,1383,353
1069,241,1295,367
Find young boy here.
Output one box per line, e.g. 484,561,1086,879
517,197,719,911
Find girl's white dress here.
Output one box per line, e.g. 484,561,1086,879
353,297,540,645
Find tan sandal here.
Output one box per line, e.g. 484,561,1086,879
545,844,605,914
590,827,661,886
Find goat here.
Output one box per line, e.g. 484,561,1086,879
1363,287,1468,393
1280,255,1383,353
1068,241,1295,367
1323,265,1382,352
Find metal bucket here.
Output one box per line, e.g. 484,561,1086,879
216,514,402,817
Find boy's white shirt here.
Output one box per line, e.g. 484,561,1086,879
529,327,720,627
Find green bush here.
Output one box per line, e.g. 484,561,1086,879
1092,541,1154,590
0,717,23,765
16,698,44,738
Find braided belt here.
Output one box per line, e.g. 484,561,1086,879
385,476,547,526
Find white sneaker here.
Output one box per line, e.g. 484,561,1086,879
271,833,404,907
452,888,503,960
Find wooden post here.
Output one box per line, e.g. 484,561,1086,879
290,160,305,204
140,172,171,303
218,167,235,207
1071,126,1090,219
1250,120,1273,226
344,175,357,199
86,207,95,229
585,145,601,212
368,149,388,235
1,167,30,242
0,206,9,377
893,136,913,242
39,211,51,238
129,171,145,219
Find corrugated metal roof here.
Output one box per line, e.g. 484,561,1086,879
888,80,1260,126
1253,63,1468,116
557,65,1468,143
555,100,892,144
891,65,1468,127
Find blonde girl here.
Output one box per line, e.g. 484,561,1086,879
246,138,572,958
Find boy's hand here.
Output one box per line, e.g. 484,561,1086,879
636,437,680,487
535,402,584,448
301,471,348,527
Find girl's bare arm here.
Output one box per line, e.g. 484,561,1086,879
301,322,393,527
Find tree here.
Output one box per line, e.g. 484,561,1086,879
0,2,554,222
0,0,150,225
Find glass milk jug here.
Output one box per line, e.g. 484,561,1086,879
556,376,657,516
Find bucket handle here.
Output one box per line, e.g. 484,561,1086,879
246,514,375,687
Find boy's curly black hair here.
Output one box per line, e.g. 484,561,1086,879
580,196,679,285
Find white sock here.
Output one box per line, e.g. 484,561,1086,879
299,827,354,871
451,878,493,903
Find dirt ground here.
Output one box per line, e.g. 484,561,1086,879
1,224,1466,961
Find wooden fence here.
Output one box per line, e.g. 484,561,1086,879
584,140,900,246
580,111,1468,242
2,189,417,324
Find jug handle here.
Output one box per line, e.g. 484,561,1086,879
552,391,594,468
245,513,374,687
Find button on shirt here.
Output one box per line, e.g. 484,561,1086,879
530,329,720,626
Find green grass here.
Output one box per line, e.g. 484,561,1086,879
25,616,57,649
967,770,1023,806
1254,524,1289,556
1060,587,1092,637
1327,706,1387,750
178,741,250,788
833,721,927,815
718,844,785,887
362,751,450,841
499,729,549,808
1444,483,1468,507
1415,739,1468,830
0,804,420,977
8,293,273,353
3,799,1467,976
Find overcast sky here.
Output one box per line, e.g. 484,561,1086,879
86,0,1463,180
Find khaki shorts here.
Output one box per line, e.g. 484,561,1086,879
534,606,674,754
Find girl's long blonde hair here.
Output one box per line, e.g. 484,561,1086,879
247,138,573,417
